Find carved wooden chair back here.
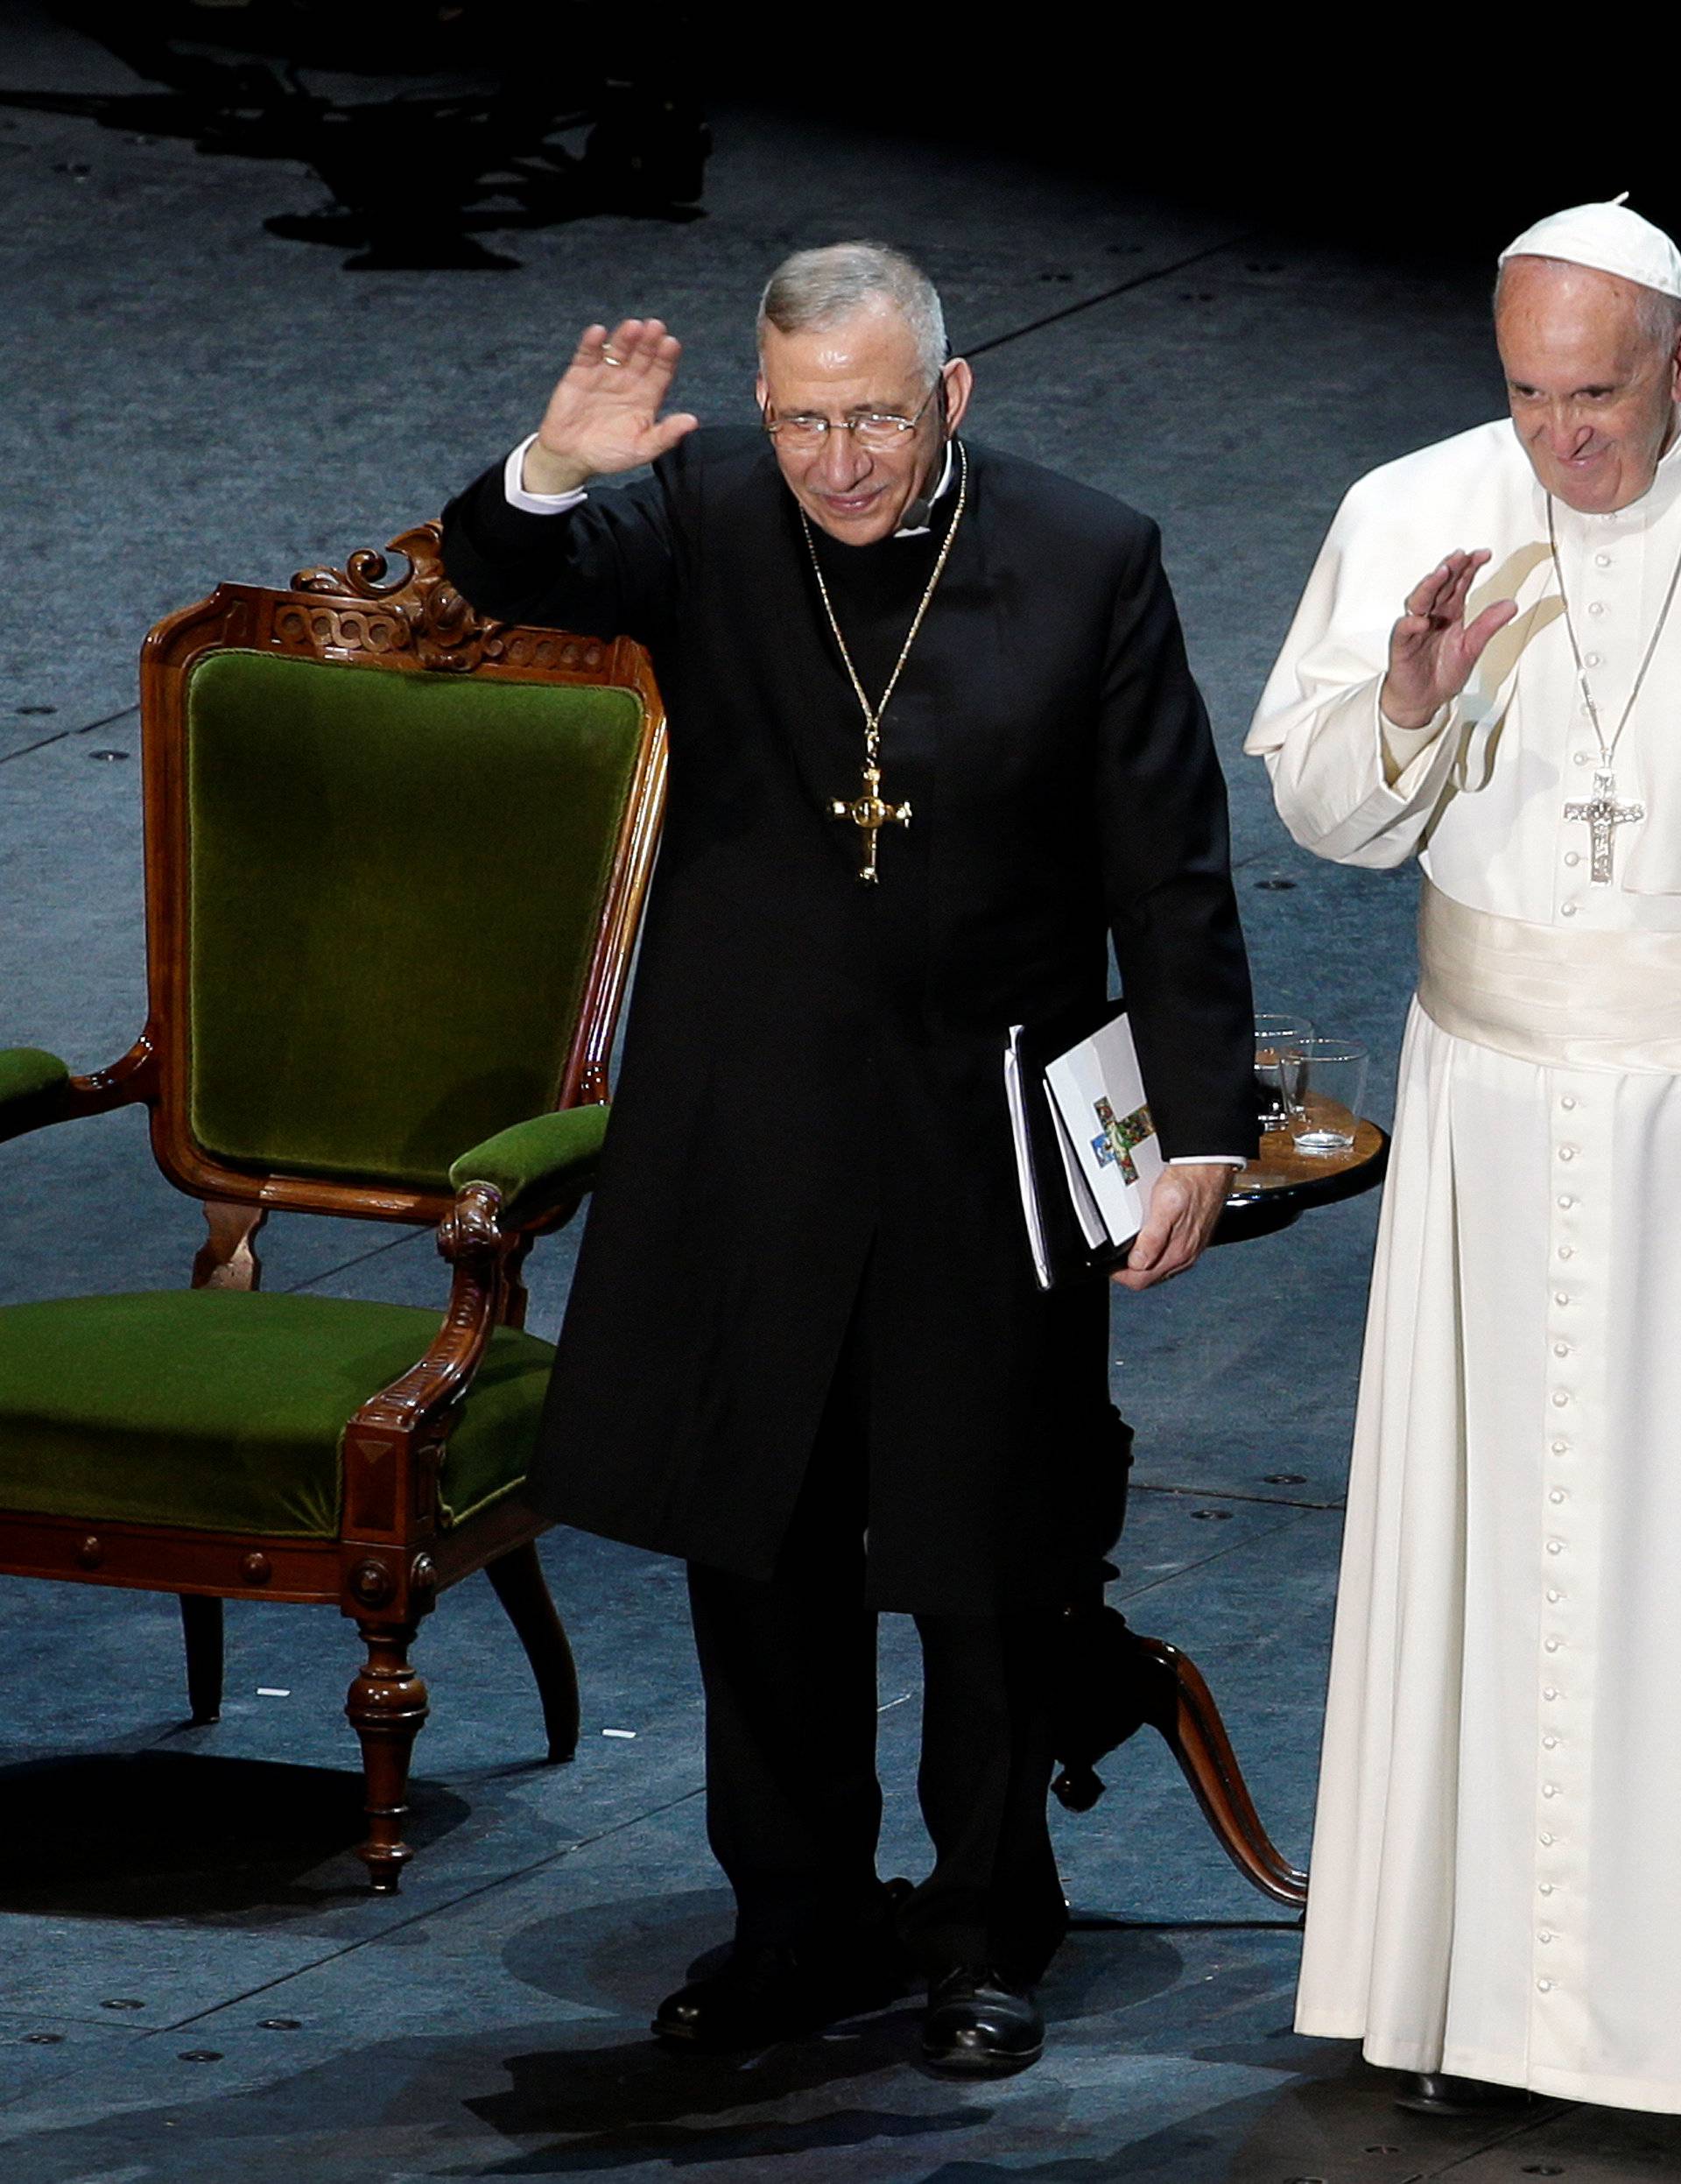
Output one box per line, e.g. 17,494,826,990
135,523,665,1243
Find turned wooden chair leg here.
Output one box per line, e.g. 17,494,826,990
179,1594,224,1725
1130,1632,1309,1910
345,1619,429,1892
486,1539,580,1763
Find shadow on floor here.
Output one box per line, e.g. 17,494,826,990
0,1749,468,1917
471,2013,978,2173
498,1889,1191,2030
4,8,711,269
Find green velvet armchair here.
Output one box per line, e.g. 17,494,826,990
0,526,666,1890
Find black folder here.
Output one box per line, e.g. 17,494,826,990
1006,1005,1151,1293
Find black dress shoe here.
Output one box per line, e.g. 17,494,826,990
653,1939,906,2054
921,1966,1044,2075
1395,2071,1535,2116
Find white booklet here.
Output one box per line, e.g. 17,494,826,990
1046,1011,1164,1243
1006,1009,1163,1290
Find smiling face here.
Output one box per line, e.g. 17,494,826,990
1496,257,1681,513
756,300,973,546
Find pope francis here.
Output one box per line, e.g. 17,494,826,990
1248,199,1681,2115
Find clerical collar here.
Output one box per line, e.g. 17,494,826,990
894,440,956,538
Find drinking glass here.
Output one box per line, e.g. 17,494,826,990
1282,1038,1368,1155
1254,1012,1314,1132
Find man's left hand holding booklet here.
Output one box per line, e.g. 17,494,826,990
1007,1007,1171,1290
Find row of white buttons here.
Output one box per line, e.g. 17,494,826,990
1537,1085,1589,2002
1564,709,1584,900
1560,756,1590,908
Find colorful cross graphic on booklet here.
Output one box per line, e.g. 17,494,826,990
1091,1097,1156,1187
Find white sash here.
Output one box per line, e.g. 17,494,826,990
1417,880,1681,1073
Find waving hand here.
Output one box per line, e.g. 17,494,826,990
522,319,700,497
1380,549,1518,731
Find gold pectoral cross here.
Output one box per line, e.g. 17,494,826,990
1564,769,1645,884
829,761,911,884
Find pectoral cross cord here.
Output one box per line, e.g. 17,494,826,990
802,441,969,884
1547,497,1681,884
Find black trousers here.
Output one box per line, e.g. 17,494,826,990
685,1323,1071,1983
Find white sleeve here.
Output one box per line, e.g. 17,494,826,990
1169,1155,1247,1167
503,434,589,516
1245,481,1464,871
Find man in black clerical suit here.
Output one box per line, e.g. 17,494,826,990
441,243,1255,2075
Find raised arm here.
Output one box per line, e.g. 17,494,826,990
440,317,701,646
522,318,700,495
1382,548,1520,730
1246,484,1517,870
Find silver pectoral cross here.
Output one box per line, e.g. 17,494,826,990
1563,769,1645,885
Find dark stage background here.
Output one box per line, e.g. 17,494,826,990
1,4,1677,2177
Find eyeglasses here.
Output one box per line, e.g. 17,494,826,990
763,374,944,451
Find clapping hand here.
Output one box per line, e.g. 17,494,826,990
1380,550,1518,731
522,319,700,497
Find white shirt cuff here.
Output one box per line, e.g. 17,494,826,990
1169,1155,1248,1168
503,434,589,515
1377,690,1452,785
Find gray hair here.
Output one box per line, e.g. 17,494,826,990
1494,255,1681,352
757,242,948,380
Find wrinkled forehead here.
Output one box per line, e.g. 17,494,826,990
1496,256,1654,358
758,302,927,402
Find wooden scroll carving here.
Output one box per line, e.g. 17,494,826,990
290,523,608,678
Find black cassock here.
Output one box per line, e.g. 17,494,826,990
442,429,1255,1619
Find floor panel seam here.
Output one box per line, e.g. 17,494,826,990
162,1781,707,2032
1131,1482,1344,1512
1424,2103,1585,2174
0,702,139,766
965,233,1252,358
278,1224,429,1294
1114,1501,1319,1608
0,2060,88,2117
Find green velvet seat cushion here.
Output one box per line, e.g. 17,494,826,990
0,1290,554,1538
185,648,645,1190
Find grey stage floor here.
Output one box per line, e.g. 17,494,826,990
4,11,1678,2180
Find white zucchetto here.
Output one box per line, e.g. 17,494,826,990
1498,194,1681,300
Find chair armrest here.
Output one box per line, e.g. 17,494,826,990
447,1103,610,1230
340,1117,606,1571
0,1039,158,1147
0,1048,72,1145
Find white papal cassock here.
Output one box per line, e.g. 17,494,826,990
1248,419,1681,2113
